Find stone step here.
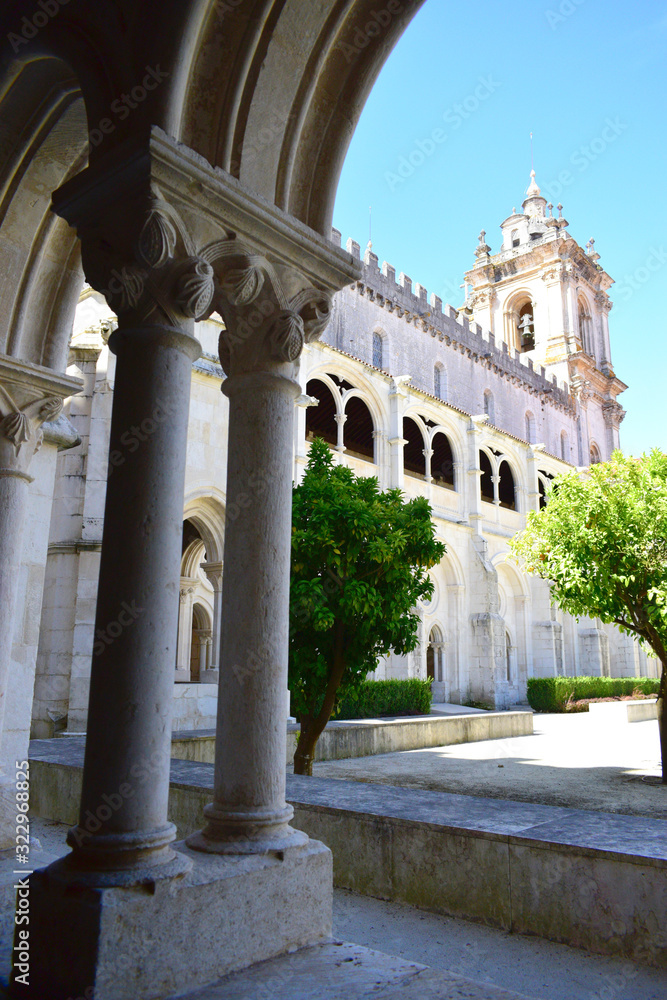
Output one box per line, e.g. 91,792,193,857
171,941,540,1000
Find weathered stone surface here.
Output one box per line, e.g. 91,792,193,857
21,838,332,1000
172,942,539,1000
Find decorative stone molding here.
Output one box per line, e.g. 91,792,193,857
602,400,626,429
211,239,334,378
0,356,82,477
179,584,196,604
201,561,223,591
52,128,360,371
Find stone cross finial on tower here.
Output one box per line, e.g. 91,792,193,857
475,230,491,258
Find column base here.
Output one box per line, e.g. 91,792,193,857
174,668,191,682
200,668,219,683
187,800,309,855
14,837,332,999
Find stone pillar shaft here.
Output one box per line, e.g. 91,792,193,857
0,472,30,731
189,371,306,852
0,358,79,847
67,326,199,879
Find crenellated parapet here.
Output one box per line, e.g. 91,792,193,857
331,228,573,413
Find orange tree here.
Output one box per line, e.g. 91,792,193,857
289,438,445,774
511,449,667,782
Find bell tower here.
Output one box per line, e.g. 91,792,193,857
463,170,627,460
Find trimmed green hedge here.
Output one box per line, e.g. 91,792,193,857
336,678,432,720
527,676,660,713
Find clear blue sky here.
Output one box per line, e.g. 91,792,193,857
333,0,667,457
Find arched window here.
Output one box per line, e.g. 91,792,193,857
505,631,512,682
578,297,592,355
560,430,569,462
403,417,426,477
525,410,535,444
344,395,375,461
589,443,601,465
483,389,494,423
190,604,211,683
372,331,383,369
431,432,455,489
427,625,444,682
433,365,441,399
517,301,535,352
479,450,494,502
305,378,338,447
498,460,516,510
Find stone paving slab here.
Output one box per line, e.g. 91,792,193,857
170,942,538,1000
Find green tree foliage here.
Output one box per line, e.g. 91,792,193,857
511,449,667,782
289,438,446,774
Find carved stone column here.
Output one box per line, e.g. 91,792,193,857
0,357,80,846
25,129,359,1000
201,560,223,682
187,237,340,854
176,578,197,681
43,159,219,887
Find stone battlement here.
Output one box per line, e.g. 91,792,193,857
332,228,571,410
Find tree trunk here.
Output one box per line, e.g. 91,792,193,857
658,659,666,785
294,623,345,775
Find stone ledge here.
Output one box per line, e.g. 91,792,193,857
588,700,658,724
171,710,534,766
27,740,667,967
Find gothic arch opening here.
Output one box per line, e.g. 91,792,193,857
561,430,570,462
479,449,494,502
427,625,444,682
344,394,374,461
190,603,212,683
431,432,455,489
433,363,446,400
498,460,516,510
589,442,601,465
504,295,535,354
538,470,554,509
403,416,426,478
525,410,536,444
372,329,385,369
306,377,338,447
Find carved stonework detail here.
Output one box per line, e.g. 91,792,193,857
173,257,215,319
268,311,304,362
136,205,177,268
200,236,334,378
0,381,64,474
602,400,626,429
74,186,217,330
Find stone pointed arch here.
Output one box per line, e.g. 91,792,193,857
183,493,226,564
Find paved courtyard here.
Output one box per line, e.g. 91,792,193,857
312,712,666,818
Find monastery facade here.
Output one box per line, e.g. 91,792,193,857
28,173,656,743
